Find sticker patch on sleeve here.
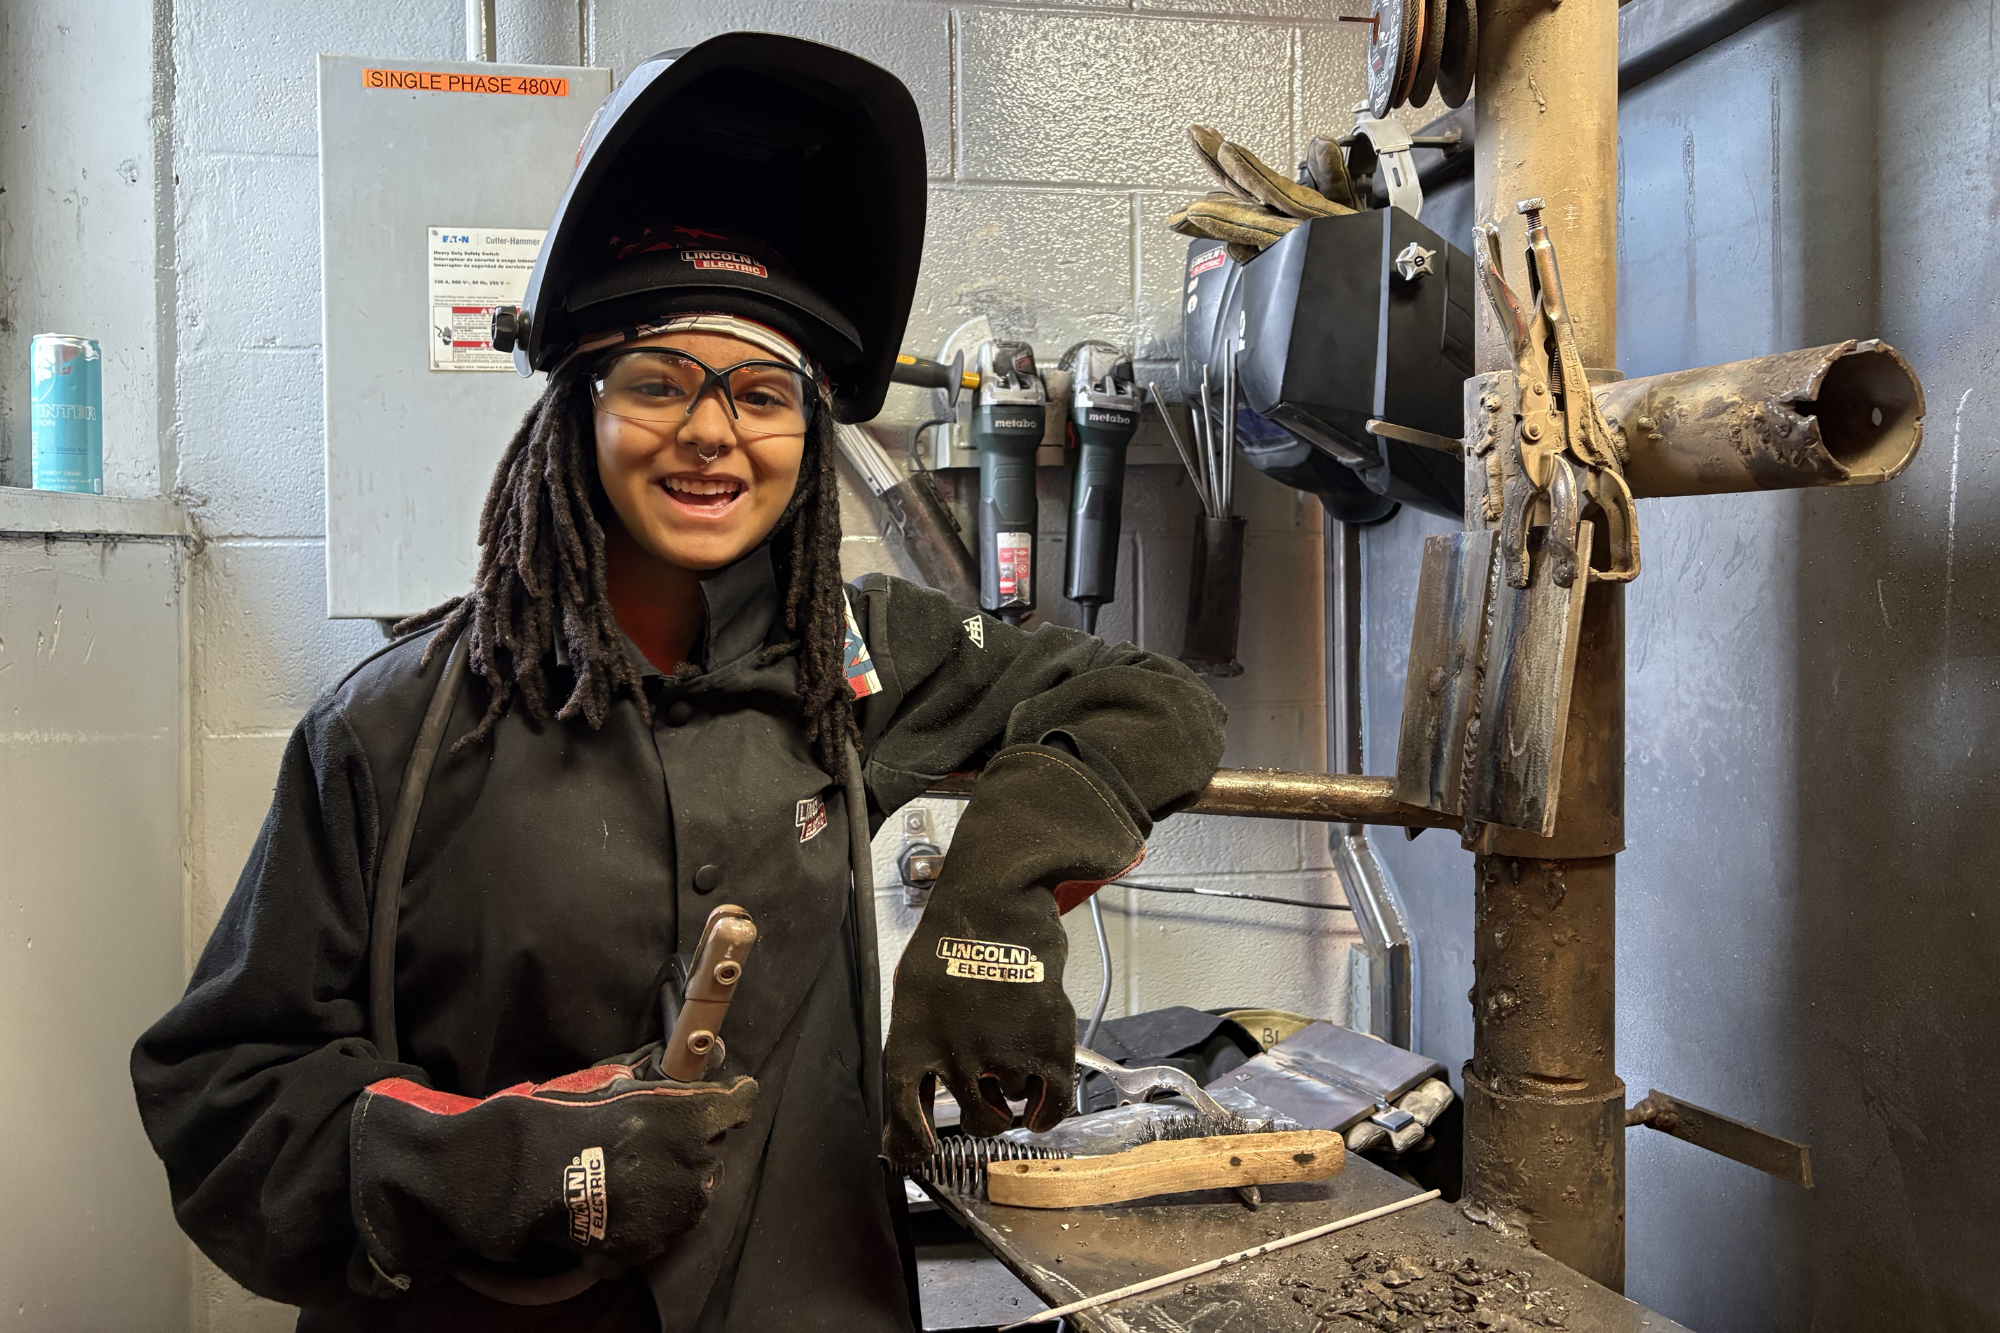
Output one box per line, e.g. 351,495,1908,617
936,937,1044,983
564,1147,608,1245
962,615,985,648
841,597,883,699
795,794,828,843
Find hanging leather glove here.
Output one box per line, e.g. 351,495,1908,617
1167,193,1302,266
1170,125,1357,263
882,744,1146,1168
349,1061,756,1292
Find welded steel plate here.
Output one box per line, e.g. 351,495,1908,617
1466,520,1596,835
1395,528,1496,815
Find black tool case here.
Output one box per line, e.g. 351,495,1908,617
1181,209,1473,521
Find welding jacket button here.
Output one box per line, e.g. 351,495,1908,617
665,700,695,726
693,864,723,894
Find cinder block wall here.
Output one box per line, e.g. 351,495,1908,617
162,0,1390,1325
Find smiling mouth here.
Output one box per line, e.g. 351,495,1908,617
658,475,746,513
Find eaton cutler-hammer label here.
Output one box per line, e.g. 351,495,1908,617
427,227,546,371
937,937,1044,983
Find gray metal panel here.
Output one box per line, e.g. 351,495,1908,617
319,55,610,619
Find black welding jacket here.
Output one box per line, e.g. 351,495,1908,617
131,546,1226,1331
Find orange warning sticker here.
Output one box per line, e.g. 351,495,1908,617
363,68,570,97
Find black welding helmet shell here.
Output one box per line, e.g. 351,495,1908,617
510,33,926,423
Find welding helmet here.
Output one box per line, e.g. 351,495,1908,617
496,32,926,424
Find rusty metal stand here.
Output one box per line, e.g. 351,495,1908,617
1456,0,1628,1290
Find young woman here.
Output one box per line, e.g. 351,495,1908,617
133,34,1224,1333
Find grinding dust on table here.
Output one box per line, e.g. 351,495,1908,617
1205,1250,1571,1332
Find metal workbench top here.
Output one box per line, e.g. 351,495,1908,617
921,1154,1691,1333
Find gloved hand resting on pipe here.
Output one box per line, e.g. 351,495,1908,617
348,1060,756,1292
882,744,1146,1167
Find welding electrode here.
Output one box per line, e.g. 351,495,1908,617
1061,344,1139,635
968,341,1047,625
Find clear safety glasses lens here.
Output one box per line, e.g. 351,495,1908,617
590,349,812,439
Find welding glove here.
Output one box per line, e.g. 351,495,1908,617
1171,125,1356,264
882,744,1146,1168
348,1062,756,1292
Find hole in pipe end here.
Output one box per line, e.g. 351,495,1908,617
1794,345,1925,483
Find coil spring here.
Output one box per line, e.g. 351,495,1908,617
918,1137,1067,1195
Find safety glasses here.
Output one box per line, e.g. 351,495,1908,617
588,347,814,441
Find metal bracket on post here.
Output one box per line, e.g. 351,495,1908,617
896,807,942,911
1334,834,1417,1052
1627,1089,1813,1188
1346,108,1425,219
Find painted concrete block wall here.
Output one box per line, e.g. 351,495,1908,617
1360,2,2000,1329
0,0,166,495
0,534,189,1330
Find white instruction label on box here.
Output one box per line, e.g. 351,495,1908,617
427,227,546,371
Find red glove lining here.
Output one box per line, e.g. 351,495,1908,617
1052,848,1145,915
361,1066,740,1117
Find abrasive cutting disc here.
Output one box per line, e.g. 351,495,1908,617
1408,0,1449,109
1366,0,1420,119
1437,0,1477,108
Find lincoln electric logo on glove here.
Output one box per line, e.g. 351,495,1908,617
936,937,1044,983
564,1147,608,1246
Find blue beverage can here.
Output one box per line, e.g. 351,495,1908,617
31,334,104,494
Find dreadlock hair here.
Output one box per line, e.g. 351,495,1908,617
396,366,857,775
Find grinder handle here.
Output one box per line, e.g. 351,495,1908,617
661,904,758,1081
891,351,978,406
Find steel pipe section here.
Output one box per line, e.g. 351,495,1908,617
1470,0,1626,1291
1186,769,1456,827
1599,339,1925,498
924,767,1458,830
1463,854,1626,1289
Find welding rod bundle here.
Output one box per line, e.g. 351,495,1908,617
1154,356,1247,678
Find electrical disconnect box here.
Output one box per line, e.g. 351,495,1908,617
318,55,611,620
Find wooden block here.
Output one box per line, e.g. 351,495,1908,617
1394,529,1496,815
984,1130,1346,1210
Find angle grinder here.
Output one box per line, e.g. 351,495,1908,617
1060,343,1139,635
968,340,1047,624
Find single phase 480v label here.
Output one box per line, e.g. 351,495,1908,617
937,937,1044,983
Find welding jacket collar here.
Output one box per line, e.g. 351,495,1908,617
553,542,785,680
